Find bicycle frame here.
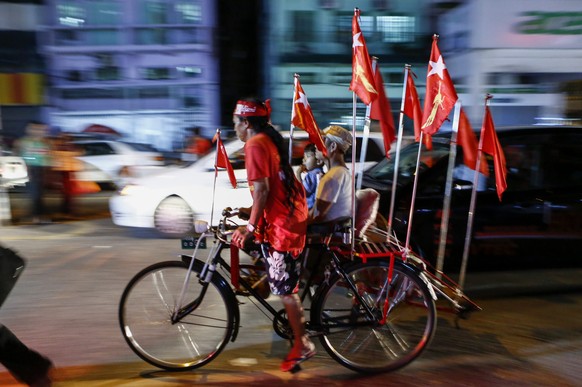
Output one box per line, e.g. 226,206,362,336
171,214,390,340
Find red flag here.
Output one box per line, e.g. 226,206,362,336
291,76,327,157
403,68,432,150
458,108,489,176
369,64,395,157
213,133,237,188
480,105,507,201
349,8,378,105
421,35,458,136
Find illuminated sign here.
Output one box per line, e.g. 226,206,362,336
515,11,582,35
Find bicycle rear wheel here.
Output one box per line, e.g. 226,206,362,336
119,260,236,371
311,259,436,373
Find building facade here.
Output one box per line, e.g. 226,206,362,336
38,0,219,151
440,0,582,125
266,0,433,131
0,0,45,145
2,0,579,150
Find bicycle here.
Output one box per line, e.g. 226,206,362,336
119,207,480,374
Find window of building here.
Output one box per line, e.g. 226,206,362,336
175,2,202,24
142,67,172,80
96,66,121,81
56,1,121,26
177,66,202,78
86,29,120,45
293,72,318,83
138,0,168,24
291,11,315,43
337,14,416,44
136,28,167,44
61,88,123,99
137,87,170,98
56,1,85,27
377,16,415,43
86,1,121,25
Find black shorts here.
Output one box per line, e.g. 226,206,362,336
260,244,301,296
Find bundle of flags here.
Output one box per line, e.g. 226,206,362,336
348,9,506,200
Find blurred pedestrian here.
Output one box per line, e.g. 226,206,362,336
0,324,53,386
0,245,53,386
230,97,314,372
51,134,83,218
15,122,52,224
0,136,11,224
183,127,211,162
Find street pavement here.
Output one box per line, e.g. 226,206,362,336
1,197,582,386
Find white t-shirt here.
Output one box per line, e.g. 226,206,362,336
314,165,352,222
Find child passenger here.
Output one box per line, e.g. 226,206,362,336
296,143,325,210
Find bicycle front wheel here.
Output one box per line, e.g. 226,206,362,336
119,260,235,371
311,259,436,373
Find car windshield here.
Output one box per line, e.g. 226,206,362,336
364,142,449,184
122,142,158,152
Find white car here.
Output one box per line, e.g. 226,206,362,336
109,131,395,237
0,154,29,188
73,140,164,186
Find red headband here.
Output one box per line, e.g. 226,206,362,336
233,99,271,119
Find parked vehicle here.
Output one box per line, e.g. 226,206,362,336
73,140,164,187
0,154,28,188
360,126,582,272
110,131,390,236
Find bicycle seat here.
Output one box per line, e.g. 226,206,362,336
306,217,352,245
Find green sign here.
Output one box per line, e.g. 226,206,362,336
516,11,582,35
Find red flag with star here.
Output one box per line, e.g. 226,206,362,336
349,8,378,105
291,76,327,157
213,132,237,188
421,35,458,136
458,108,489,176
369,64,395,157
480,105,507,201
403,68,432,150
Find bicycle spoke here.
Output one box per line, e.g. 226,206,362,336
313,260,436,373
119,261,234,371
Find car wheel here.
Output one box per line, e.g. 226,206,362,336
154,196,194,236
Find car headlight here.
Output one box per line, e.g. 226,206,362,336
118,184,144,196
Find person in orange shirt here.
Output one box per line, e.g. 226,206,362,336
184,127,211,162
230,97,314,372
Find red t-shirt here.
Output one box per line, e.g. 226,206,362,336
245,133,307,255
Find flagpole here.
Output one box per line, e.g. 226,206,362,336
289,74,299,165
458,94,492,290
350,7,361,257
388,64,410,237
404,136,423,258
350,91,358,257
435,100,462,276
210,128,221,226
356,58,376,190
